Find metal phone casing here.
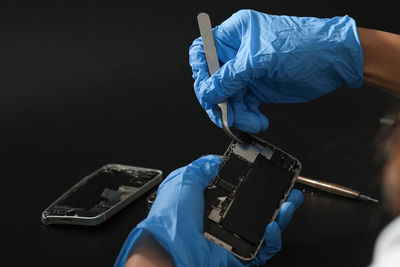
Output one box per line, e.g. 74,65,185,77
203,134,301,260
41,164,163,226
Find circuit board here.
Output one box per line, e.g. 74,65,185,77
204,133,301,260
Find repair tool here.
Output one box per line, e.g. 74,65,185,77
197,12,244,144
297,176,379,203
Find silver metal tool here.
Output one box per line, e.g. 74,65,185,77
197,13,244,144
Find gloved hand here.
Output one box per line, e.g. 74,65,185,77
189,9,364,133
114,155,303,267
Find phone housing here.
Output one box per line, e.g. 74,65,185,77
41,164,162,226
203,133,301,260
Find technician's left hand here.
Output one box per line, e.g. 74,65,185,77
114,155,303,267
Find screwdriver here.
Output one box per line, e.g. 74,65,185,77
296,176,379,203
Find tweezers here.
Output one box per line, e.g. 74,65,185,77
197,12,244,144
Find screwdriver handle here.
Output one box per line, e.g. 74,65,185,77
296,176,360,199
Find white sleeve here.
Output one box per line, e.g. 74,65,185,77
370,216,400,267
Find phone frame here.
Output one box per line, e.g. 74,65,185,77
203,133,301,260
41,164,163,226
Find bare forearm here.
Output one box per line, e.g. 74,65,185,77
125,230,174,267
358,27,400,97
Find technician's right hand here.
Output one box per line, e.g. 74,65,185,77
189,9,364,133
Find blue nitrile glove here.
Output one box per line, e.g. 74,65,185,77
114,155,304,267
189,9,364,133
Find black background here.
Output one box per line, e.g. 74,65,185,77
1,0,399,266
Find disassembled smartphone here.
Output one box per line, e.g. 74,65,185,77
41,164,162,226
204,133,301,260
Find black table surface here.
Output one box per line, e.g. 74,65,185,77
1,1,399,266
